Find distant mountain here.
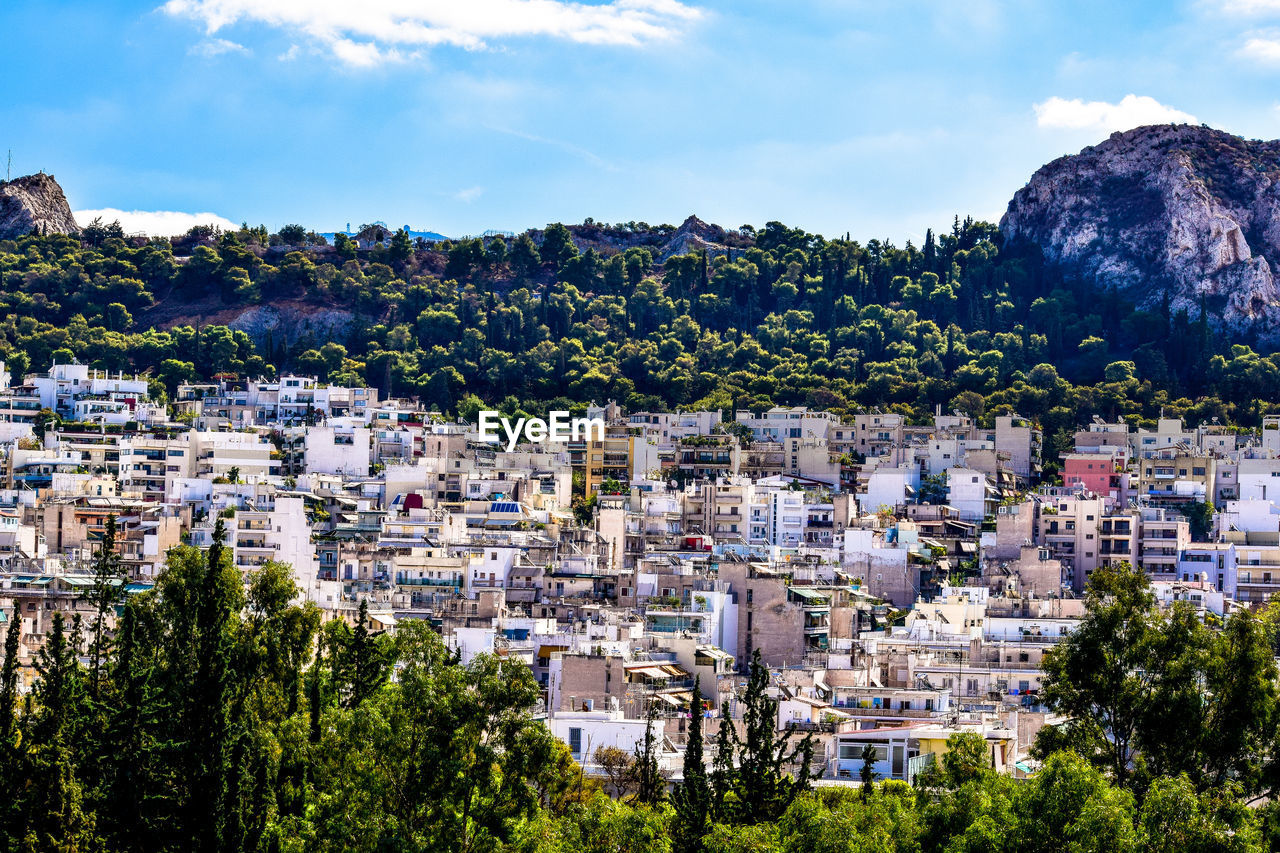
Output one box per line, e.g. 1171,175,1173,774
0,173,80,240
1001,124,1280,341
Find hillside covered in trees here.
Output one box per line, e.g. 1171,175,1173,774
1,213,1276,450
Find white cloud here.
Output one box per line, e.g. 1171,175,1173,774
1033,94,1198,133
1215,0,1280,15
161,0,703,67
75,208,239,237
453,186,484,203
189,37,248,57
1239,33,1280,64
278,43,300,61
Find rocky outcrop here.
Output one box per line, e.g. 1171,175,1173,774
0,173,80,240
227,304,357,350
657,215,729,261
1001,124,1280,340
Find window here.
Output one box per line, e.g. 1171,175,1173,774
840,743,887,762
568,728,582,754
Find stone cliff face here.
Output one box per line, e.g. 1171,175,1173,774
1000,124,1280,340
0,173,80,240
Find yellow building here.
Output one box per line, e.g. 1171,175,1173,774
570,425,633,496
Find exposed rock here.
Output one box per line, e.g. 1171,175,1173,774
1001,124,1280,341
227,304,357,350
657,215,729,261
0,173,80,240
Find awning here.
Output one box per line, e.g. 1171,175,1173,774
627,665,674,680
367,611,397,629
959,541,977,554
696,645,733,661
536,645,568,659
789,587,828,601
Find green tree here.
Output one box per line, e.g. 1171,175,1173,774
88,514,125,698
343,599,390,708
1038,562,1159,785
21,611,97,851
100,598,169,853
632,703,666,805
711,650,815,824
512,233,542,278
671,678,712,853
540,223,579,268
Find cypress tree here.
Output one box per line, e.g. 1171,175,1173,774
103,599,168,853
183,517,239,853
632,701,665,805
0,603,20,746
711,650,815,825
671,677,711,853
0,603,22,841
860,742,876,802
89,514,125,698
308,643,324,746
347,599,388,707
23,611,96,850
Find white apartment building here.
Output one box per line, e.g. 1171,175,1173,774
27,362,149,418
192,431,279,481
230,496,318,600
1236,458,1280,503
946,467,996,522
735,407,839,443
304,422,372,476
859,465,919,515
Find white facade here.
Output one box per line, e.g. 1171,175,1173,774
305,423,372,476
860,465,919,515
946,467,995,522
545,709,655,766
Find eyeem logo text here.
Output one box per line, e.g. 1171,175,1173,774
477,410,606,452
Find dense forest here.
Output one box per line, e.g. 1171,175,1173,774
3,215,1278,455
4,521,1280,851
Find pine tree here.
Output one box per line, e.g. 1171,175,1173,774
671,678,712,853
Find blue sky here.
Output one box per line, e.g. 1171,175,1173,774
4,0,1280,242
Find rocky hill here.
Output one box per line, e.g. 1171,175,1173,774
656,215,732,261
0,173,80,240
1001,124,1280,340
